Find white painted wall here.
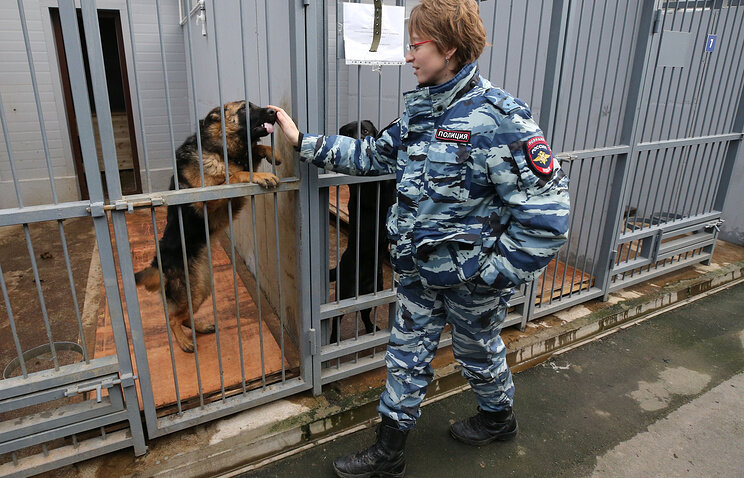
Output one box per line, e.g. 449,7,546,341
0,0,190,208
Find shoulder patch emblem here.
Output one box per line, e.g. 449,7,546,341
525,136,554,177
435,128,471,143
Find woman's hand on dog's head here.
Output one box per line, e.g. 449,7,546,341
268,105,300,148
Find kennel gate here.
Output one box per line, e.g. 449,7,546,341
0,1,147,476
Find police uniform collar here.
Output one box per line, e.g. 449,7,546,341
403,63,479,118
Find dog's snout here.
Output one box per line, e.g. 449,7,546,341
266,108,277,122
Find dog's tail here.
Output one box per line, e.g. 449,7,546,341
135,266,161,292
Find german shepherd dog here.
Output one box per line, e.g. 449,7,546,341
329,120,395,343
135,101,281,353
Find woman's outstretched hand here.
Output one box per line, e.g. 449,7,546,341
268,105,300,148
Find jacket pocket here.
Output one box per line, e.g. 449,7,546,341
424,142,472,203
413,227,483,288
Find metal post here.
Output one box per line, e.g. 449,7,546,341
289,0,325,395
706,61,744,262
58,0,146,456
594,0,657,301
538,0,569,140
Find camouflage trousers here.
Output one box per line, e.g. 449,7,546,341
378,278,515,430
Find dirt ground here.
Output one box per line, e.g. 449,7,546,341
0,217,98,378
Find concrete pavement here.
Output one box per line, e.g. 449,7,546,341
238,282,744,478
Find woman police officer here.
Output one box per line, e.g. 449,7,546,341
270,1,570,476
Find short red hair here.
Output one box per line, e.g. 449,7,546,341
409,0,487,69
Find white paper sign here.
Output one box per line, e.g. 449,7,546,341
343,3,405,66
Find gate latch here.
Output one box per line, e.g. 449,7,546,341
64,373,137,403
704,219,725,233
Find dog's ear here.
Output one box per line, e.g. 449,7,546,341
338,121,356,138
199,119,205,131
362,120,378,138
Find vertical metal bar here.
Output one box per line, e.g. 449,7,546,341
58,0,146,455
608,1,642,146
592,0,626,148
558,158,584,297
690,2,730,138
240,1,267,390
487,0,499,80
664,2,701,140
581,156,612,290
682,3,721,139
514,1,528,98
713,100,743,214
587,156,611,289
539,0,570,140
576,0,610,150
183,1,207,407
589,156,617,288
124,0,151,193
151,212,182,413
673,1,712,139
696,140,723,214
661,4,711,222
559,0,590,151
711,5,744,135
634,3,671,145
297,0,327,396
17,0,90,363
574,156,598,294
568,158,592,297
502,0,514,89
209,0,231,401
650,6,683,143
529,0,546,110
336,186,341,304
0,93,59,369
656,147,678,225
547,159,571,304
596,0,657,300
705,6,744,266
154,0,183,417
263,0,286,384
0,262,26,377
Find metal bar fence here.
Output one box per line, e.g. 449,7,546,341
2,3,743,474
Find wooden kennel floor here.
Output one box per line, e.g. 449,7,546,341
94,209,290,410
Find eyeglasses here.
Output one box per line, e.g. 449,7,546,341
406,39,434,53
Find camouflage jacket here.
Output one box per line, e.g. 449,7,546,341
299,63,570,291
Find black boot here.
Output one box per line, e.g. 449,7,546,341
449,407,518,446
333,417,409,478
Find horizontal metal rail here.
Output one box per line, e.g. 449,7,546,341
317,172,396,188
0,356,118,402
151,377,309,438
0,201,92,227
616,211,722,243
635,132,743,152
319,290,396,320
555,144,631,161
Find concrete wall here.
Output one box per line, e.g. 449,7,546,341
0,0,190,208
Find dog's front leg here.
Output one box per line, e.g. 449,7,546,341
253,144,283,166
231,170,280,188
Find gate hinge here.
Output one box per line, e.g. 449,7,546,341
308,328,320,355
652,9,662,34
303,0,310,6
651,230,664,262
609,250,617,270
